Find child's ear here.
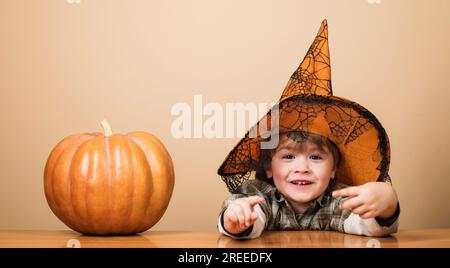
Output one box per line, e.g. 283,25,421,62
330,168,336,180
265,167,273,179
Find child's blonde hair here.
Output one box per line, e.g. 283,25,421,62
255,131,341,184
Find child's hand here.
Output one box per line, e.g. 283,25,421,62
332,182,398,219
223,196,265,235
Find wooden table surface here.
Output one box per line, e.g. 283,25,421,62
0,229,449,248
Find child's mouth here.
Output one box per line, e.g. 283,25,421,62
289,179,313,187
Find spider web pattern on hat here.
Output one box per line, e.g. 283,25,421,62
281,20,332,100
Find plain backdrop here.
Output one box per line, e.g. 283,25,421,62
1,0,449,231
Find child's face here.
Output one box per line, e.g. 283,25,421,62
265,139,336,211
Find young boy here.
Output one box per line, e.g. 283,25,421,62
218,131,399,239
217,20,400,239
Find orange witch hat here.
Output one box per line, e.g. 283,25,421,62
217,20,390,193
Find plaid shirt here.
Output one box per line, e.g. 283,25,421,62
221,179,355,233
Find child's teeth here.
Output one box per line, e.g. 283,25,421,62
293,181,307,185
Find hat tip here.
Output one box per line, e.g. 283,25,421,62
321,19,328,26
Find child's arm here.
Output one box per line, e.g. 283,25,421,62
223,196,264,234
332,181,400,236
218,196,266,239
332,181,398,219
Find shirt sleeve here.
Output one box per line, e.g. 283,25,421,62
343,212,399,237
375,202,401,227
342,202,400,237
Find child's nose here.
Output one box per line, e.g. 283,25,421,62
293,157,310,173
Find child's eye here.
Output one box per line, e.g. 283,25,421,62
310,154,322,160
282,154,295,159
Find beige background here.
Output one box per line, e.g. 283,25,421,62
1,0,449,232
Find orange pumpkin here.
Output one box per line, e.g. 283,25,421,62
44,120,175,235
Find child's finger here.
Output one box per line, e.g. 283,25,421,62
332,186,360,198
241,212,259,229
360,211,375,219
351,205,370,216
244,196,265,207
249,211,259,223
237,202,253,227
225,208,238,222
230,206,246,229
224,208,240,230
224,209,246,234
340,196,364,210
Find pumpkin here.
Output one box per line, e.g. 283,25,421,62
44,120,175,235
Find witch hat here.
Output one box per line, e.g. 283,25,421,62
218,20,390,193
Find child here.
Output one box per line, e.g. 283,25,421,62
218,131,399,239
217,20,400,239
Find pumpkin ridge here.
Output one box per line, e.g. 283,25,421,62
69,135,100,233
119,137,138,234
128,132,174,230
104,135,113,234
127,133,157,231
50,134,93,232
48,136,81,227
132,138,154,232
48,138,75,218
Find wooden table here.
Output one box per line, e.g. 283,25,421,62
0,229,449,248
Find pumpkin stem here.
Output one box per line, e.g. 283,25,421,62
101,119,113,136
